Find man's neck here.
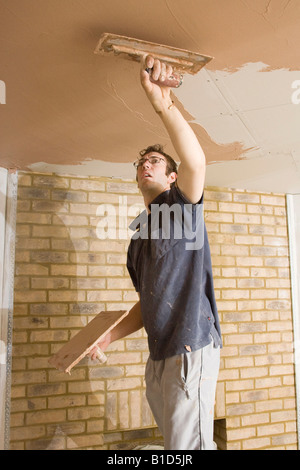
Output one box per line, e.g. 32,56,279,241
142,185,170,212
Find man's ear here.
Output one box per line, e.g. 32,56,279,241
168,172,177,185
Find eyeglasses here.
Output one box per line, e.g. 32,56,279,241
133,156,167,169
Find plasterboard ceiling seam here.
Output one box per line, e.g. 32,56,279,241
203,68,262,150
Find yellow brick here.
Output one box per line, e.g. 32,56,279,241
33,174,69,188
16,238,50,250
88,265,124,277
89,192,120,203
272,433,297,447
238,300,265,311
226,392,239,404
31,277,69,289
123,291,139,302
226,403,255,416
254,333,281,344
227,427,256,441
219,202,246,213
205,189,232,201
247,204,274,215
106,181,139,194
225,357,254,369
220,224,247,234
234,193,260,203
237,278,264,288
221,244,249,256
30,330,68,343
256,377,282,389
222,290,249,300
67,434,104,449
18,173,32,186
49,316,87,329
32,200,69,212
48,290,85,302
15,263,49,276
204,200,218,211
70,179,105,191
257,423,285,437
240,367,268,379
52,189,87,202
18,187,50,200
249,225,274,235
260,195,286,206
241,412,269,427
222,267,250,277
31,251,68,263
17,212,52,224
263,236,288,246
269,365,294,376
52,239,89,251
89,240,125,252
69,202,100,215
10,425,45,442
271,410,296,423
205,211,233,223
26,409,66,425
225,334,253,345
250,289,277,299
50,265,87,276
52,214,88,226
242,437,271,450
12,370,47,385
234,213,261,224
251,267,277,278
235,235,262,245
48,395,86,409
67,406,104,421
32,225,70,238
87,290,122,302
70,277,106,289
14,290,47,303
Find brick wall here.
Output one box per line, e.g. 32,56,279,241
10,171,298,450
207,187,297,449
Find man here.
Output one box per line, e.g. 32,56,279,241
92,55,222,450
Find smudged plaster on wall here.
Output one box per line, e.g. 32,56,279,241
1,0,300,193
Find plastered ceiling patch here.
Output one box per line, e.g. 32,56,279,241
1,0,300,193
174,63,300,160
28,159,136,179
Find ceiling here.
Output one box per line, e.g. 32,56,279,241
1,0,300,193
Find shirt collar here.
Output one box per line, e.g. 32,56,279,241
147,189,170,211
129,189,170,232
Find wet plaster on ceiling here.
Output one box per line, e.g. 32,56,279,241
0,0,300,193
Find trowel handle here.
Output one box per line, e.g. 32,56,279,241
96,347,107,364
145,68,183,88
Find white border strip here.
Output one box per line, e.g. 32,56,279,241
0,169,18,450
286,194,300,449
0,168,8,450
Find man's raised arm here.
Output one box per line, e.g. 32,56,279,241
140,55,206,204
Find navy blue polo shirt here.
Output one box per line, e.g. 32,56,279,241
127,184,222,360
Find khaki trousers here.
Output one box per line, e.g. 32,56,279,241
145,339,220,450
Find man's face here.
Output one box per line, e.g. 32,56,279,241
136,152,176,193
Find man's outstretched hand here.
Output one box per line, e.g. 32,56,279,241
140,55,174,113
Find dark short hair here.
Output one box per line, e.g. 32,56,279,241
139,144,178,176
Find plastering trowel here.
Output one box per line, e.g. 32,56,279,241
49,310,129,374
94,32,213,88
